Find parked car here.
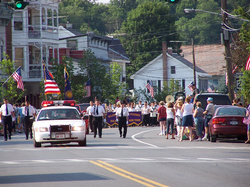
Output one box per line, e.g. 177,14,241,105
208,106,247,142
195,93,231,110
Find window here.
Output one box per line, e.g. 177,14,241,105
14,12,23,31
15,48,24,68
67,40,77,50
171,66,176,74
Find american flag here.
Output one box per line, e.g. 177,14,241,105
207,85,215,92
246,55,250,70
232,65,238,74
145,81,154,98
83,79,91,98
188,82,193,91
225,71,228,85
43,64,61,95
12,66,24,91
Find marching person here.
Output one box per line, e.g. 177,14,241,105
150,102,157,126
135,101,143,112
0,98,15,141
22,100,36,140
86,101,94,132
141,101,150,127
91,99,106,138
116,101,129,138
202,97,214,141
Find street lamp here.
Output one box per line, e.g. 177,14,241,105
184,8,222,16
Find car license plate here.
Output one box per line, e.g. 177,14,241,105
56,134,65,139
230,121,238,125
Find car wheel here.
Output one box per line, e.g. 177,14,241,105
33,138,41,148
210,135,216,142
78,137,86,146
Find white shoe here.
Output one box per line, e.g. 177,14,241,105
197,137,202,141
158,133,162,136
202,137,208,141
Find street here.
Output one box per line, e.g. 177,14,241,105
0,126,249,187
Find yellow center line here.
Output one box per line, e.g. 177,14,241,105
90,161,155,187
90,160,170,187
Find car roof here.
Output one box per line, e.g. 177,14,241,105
40,106,78,110
197,92,228,96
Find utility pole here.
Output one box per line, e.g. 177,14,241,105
191,38,196,86
221,0,234,101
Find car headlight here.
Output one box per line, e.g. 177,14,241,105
39,127,49,132
72,126,83,131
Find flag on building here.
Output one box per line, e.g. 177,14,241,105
43,64,61,95
12,66,24,91
145,81,154,98
83,79,91,98
64,66,73,100
246,55,250,70
188,82,193,91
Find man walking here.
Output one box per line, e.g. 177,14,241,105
116,101,129,138
0,98,14,141
202,97,214,141
22,100,36,140
91,99,106,138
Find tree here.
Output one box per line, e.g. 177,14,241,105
119,1,180,78
0,55,25,103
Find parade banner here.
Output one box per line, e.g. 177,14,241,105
106,112,142,126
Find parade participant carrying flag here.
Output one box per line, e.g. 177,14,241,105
12,66,24,91
43,64,61,95
83,79,91,98
64,66,73,100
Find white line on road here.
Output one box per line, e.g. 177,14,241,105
131,129,159,148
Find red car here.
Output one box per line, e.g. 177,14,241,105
209,106,247,142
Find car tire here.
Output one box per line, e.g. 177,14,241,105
33,138,41,148
78,137,86,146
210,135,216,142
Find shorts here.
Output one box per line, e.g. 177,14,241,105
182,115,193,127
247,124,250,131
204,115,212,127
159,117,166,121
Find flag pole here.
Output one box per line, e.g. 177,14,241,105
1,66,21,101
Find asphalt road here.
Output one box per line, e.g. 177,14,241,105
0,126,249,187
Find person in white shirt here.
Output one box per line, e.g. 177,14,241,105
150,102,157,126
135,101,143,112
90,99,106,138
128,102,135,112
0,98,15,141
86,101,94,132
22,100,36,140
141,101,150,127
116,101,129,138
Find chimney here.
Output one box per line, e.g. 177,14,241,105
162,41,167,82
168,47,173,55
66,22,73,29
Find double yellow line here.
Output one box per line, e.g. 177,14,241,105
90,160,169,187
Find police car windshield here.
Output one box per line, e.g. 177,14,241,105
37,108,80,121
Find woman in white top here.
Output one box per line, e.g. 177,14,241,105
180,96,193,141
166,102,175,139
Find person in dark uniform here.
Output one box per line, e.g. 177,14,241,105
22,100,36,140
91,99,106,138
0,98,14,141
116,101,129,138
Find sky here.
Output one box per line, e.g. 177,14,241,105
95,0,110,4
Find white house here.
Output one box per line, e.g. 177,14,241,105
130,46,211,99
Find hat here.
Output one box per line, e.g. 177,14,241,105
178,97,183,100
207,97,213,102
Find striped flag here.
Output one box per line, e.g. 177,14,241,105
225,71,228,85
246,55,250,70
83,79,91,98
145,81,154,98
43,64,61,95
188,82,193,91
12,66,24,91
232,65,238,74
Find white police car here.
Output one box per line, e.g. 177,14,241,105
33,105,86,147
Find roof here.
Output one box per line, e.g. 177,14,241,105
131,53,209,79
171,53,207,74
67,28,83,36
109,39,129,58
180,45,225,76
